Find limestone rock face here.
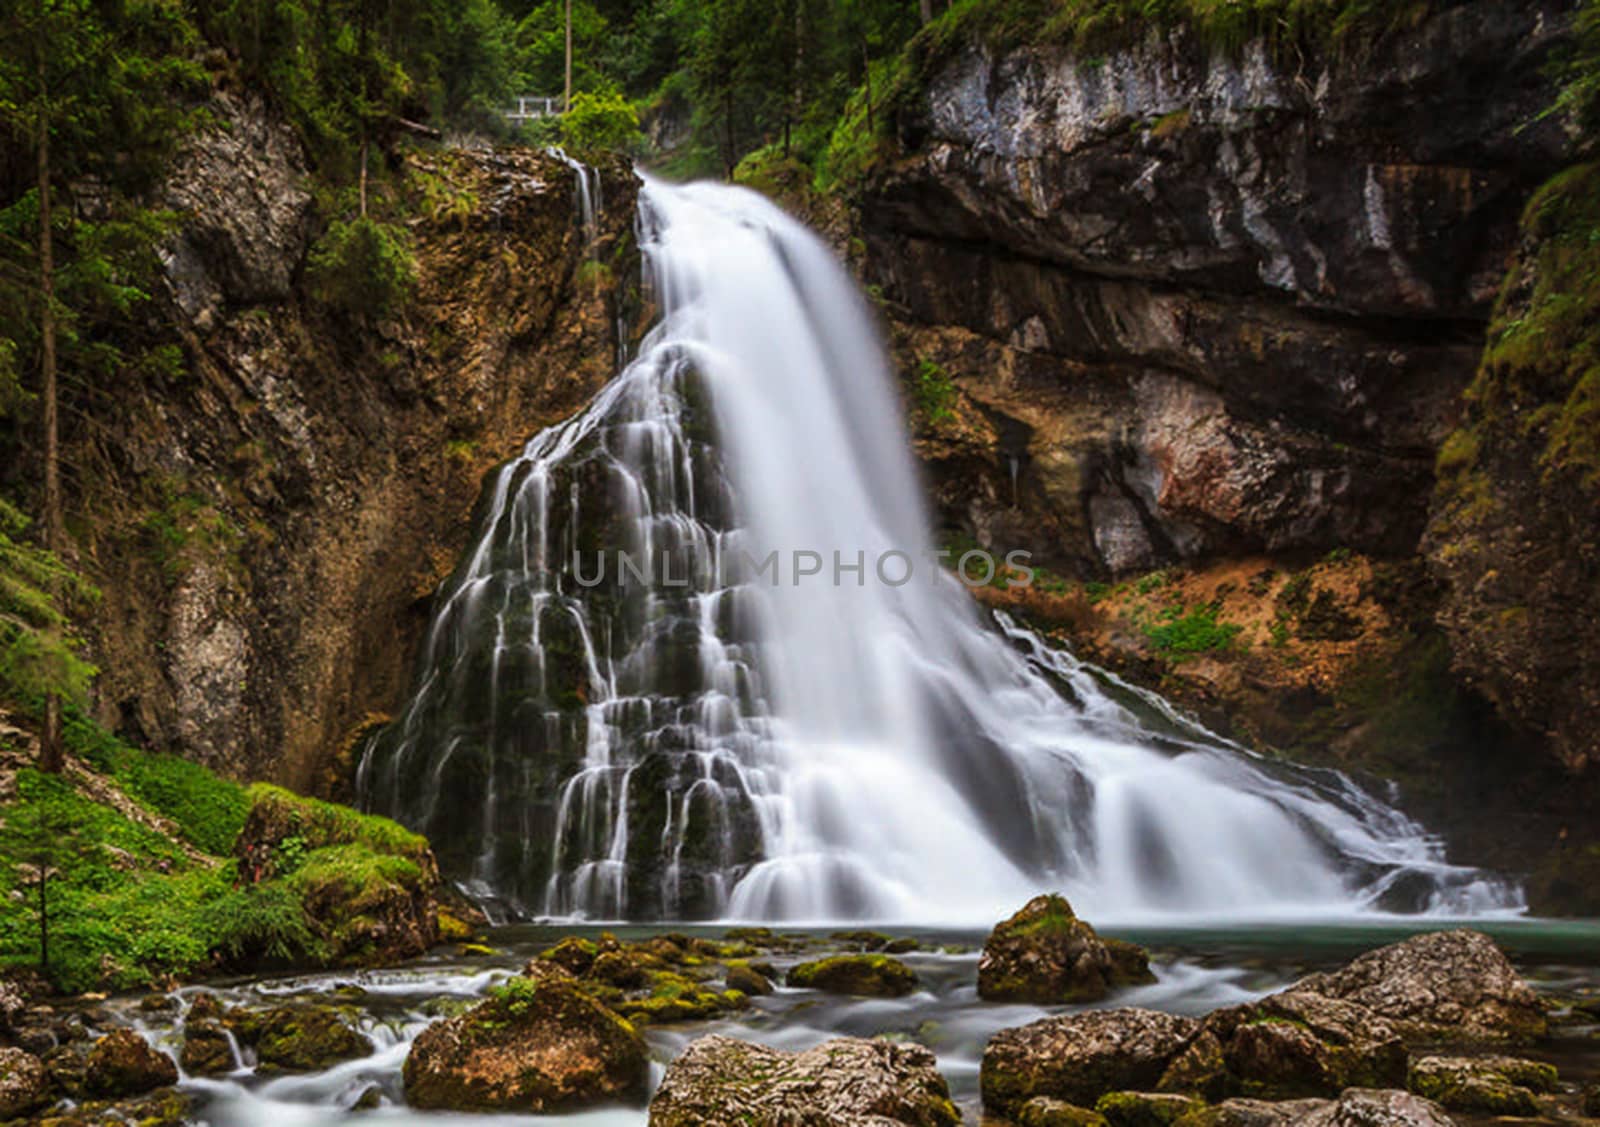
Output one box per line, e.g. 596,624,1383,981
982,1008,1200,1118
648,1034,960,1127
978,894,1154,1004
1291,929,1545,1043
403,972,648,1112
83,1029,178,1098
83,90,638,789
859,0,1574,575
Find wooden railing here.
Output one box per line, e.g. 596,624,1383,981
504,96,563,124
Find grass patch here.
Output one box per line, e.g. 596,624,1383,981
1141,602,1244,657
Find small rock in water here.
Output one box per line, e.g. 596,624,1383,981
84,1028,178,1097
351,1084,384,1111
648,1033,959,1126
978,894,1155,1004
787,953,919,997
723,962,772,995
1096,1089,1205,1126
179,1020,235,1076
241,1004,371,1072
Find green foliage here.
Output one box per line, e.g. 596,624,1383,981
307,217,418,318
245,784,430,860
1134,569,1171,595
561,90,643,157
912,357,956,423
0,500,98,709
1142,602,1244,657
199,880,322,965
490,974,542,1015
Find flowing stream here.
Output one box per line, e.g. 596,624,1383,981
143,921,1600,1125
357,172,1519,925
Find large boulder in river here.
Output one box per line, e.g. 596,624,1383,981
1290,929,1545,1043
83,1029,177,1098
788,953,919,997
978,895,1154,1004
981,1007,1199,1119
648,1034,960,1126
0,1047,51,1118
1163,991,1407,1100
404,967,648,1112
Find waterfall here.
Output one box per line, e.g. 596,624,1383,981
357,173,1520,924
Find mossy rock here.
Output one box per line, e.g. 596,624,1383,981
979,894,1153,1004
248,1005,371,1073
1021,1097,1110,1126
436,910,473,943
1096,1090,1206,1127
83,1029,177,1098
403,971,647,1112
1406,1054,1554,1115
178,1020,234,1076
610,970,745,1023
725,962,773,996
788,954,919,997
538,936,599,976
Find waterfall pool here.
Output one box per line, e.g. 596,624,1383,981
114,918,1600,1126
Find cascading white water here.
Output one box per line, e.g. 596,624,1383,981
359,172,1520,924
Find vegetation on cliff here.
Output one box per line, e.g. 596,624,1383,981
0,710,447,993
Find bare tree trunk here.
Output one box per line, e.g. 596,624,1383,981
36,13,64,776
359,133,369,217
787,0,804,158
564,0,573,113
920,0,934,24
36,870,49,977
862,39,875,136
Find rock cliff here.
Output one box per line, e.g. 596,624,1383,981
72,90,639,787
858,0,1575,574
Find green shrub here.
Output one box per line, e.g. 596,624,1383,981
1142,603,1244,657
561,90,642,158
912,358,956,423
200,880,322,966
307,216,417,318
0,499,99,710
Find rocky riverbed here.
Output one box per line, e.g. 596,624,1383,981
10,913,1596,1125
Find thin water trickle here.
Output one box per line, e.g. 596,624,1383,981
358,171,1521,924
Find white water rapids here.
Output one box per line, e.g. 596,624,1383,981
358,171,1518,926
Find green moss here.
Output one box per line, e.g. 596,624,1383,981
243,783,428,861
912,357,957,424
1141,602,1244,658
787,953,919,996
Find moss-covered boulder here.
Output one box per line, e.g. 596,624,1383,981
981,1008,1199,1119
1290,930,1545,1043
724,962,772,996
787,954,919,997
978,895,1155,1004
611,970,746,1023
0,1047,51,1118
1020,1097,1110,1126
240,1004,372,1072
83,1029,177,1098
403,968,648,1112
648,1034,960,1126
1096,1091,1206,1127
179,1020,235,1076
538,936,599,976
1406,1054,1556,1115
235,785,442,965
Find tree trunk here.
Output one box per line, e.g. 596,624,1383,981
564,0,573,113
862,39,875,136
36,870,49,977
920,0,934,24
36,12,64,776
